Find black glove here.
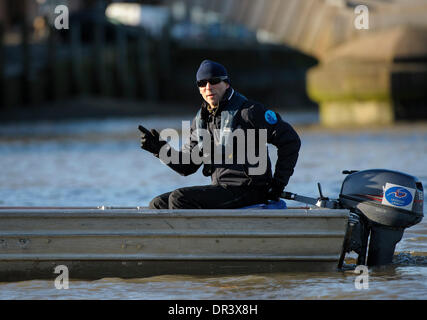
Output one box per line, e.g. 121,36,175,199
139,125,167,156
266,179,286,201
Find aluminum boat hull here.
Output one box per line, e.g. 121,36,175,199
0,207,350,281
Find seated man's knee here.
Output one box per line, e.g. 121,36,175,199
149,196,168,209
169,188,194,209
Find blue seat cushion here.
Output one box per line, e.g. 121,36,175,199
241,200,287,210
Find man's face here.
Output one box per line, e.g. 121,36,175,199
199,80,230,108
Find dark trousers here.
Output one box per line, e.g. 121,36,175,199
149,184,268,209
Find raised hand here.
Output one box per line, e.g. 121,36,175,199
139,125,167,156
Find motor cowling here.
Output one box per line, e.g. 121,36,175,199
338,169,424,267
339,169,424,228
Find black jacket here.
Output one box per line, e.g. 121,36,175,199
161,88,301,188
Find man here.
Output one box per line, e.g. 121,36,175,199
139,60,301,209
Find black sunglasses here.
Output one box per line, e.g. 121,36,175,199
197,76,228,88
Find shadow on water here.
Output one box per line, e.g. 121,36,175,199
1,259,426,300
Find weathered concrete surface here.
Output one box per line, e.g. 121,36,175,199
166,0,427,126
307,25,427,127
167,0,427,59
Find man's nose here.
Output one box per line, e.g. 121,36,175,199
205,82,213,90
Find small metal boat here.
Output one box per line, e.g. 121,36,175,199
1,168,421,281
0,207,349,281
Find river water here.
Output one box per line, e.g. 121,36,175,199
0,112,426,300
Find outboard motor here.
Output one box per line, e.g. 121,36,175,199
283,169,424,268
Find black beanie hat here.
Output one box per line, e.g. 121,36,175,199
196,60,229,83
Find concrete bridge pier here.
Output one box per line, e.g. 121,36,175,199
307,25,427,127
164,0,427,126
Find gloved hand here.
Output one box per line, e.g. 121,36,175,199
266,179,286,201
139,125,167,156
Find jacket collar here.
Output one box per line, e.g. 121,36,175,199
205,87,234,116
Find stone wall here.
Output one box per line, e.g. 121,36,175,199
164,0,427,126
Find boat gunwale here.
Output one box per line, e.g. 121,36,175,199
0,208,350,219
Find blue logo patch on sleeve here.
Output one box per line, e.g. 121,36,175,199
265,110,278,125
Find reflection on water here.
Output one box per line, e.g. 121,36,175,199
0,113,426,299
1,266,426,300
